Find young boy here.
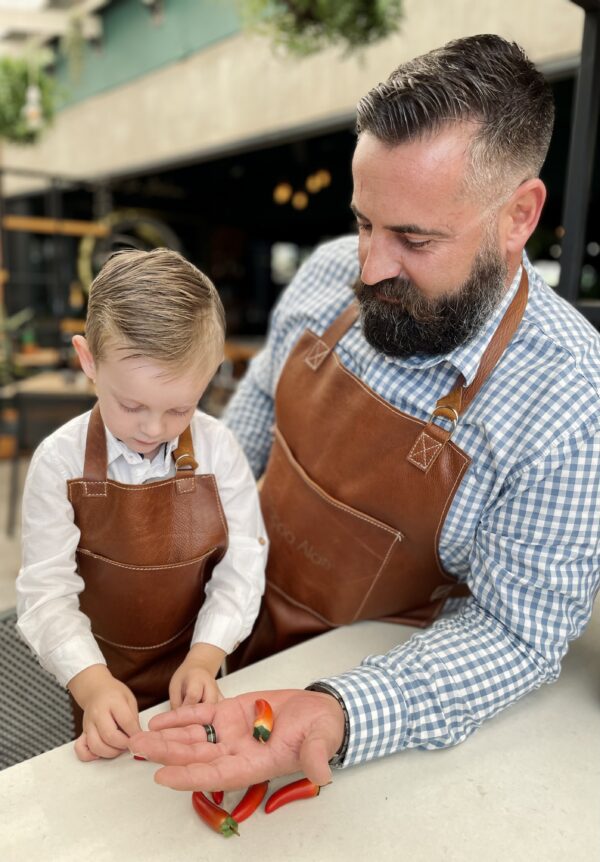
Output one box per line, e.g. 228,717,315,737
16,248,268,761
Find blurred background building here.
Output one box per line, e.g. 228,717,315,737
0,0,595,360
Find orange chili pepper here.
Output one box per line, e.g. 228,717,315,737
252,698,274,743
191,792,239,838
231,781,269,823
264,778,320,813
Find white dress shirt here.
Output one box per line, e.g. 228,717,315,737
16,409,268,687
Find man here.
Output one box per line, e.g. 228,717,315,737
129,34,600,791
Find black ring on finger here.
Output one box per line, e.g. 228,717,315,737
203,723,217,744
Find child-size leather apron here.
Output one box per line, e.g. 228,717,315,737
67,405,228,732
233,271,528,668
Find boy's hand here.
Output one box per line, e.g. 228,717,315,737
169,643,226,708
68,664,141,760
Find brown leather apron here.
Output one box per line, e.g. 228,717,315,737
233,271,528,668
67,405,228,733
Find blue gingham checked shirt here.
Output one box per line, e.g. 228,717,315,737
223,235,600,766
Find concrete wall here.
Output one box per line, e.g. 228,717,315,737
3,0,584,196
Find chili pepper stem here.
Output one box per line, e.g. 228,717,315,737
253,698,274,744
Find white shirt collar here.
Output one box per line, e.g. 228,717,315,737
104,425,178,473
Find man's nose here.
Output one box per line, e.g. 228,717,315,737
360,235,404,285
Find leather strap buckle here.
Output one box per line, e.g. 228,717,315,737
428,405,458,436
174,453,197,471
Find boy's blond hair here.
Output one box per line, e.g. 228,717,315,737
85,247,225,372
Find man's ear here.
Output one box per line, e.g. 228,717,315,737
500,178,547,256
72,335,97,381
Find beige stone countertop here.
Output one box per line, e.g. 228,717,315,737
1,611,599,861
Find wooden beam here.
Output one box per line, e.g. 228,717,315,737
2,214,109,238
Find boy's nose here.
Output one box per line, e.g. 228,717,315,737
141,415,165,439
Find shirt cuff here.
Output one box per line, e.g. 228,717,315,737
191,611,245,656
315,664,408,767
42,635,107,688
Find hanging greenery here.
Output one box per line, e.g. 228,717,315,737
0,57,56,144
238,0,404,55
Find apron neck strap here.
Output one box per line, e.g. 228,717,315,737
320,301,360,349
83,403,108,480
172,424,198,474
432,268,529,423
83,403,198,478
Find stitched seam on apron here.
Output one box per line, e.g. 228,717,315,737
331,351,432,427
268,581,344,627
77,547,216,570
275,427,403,540
352,533,401,621
69,475,217,492
206,474,229,539
93,617,196,650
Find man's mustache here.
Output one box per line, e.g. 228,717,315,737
353,276,443,323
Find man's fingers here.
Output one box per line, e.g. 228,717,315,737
130,735,227,765
154,753,272,792
131,723,212,750
299,732,333,787
149,702,216,730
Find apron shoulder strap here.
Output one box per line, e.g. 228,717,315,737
304,302,359,371
172,424,198,474
83,403,108,480
433,268,529,422
320,301,360,349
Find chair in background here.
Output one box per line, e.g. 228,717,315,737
6,375,96,535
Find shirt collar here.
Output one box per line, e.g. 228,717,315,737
381,253,528,386
105,425,178,471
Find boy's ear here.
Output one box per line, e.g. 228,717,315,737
72,335,96,381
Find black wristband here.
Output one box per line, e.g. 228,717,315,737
305,682,350,767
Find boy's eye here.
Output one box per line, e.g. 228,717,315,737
120,403,142,413
169,408,191,417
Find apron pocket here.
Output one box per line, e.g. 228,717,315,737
261,430,403,626
76,548,216,649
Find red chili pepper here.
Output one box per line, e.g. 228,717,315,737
231,781,269,823
211,790,224,805
265,778,320,813
253,698,274,743
191,792,239,838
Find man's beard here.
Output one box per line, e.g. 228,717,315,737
353,244,509,358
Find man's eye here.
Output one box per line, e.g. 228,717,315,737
356,221,371,233
402,237,432,250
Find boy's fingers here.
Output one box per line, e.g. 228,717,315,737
85,725,126,759
73,732,99,762
112,702,141,738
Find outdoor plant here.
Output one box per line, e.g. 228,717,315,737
238,0,404,55
0,57,55,144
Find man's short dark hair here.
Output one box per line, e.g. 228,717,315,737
356,34,555,200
